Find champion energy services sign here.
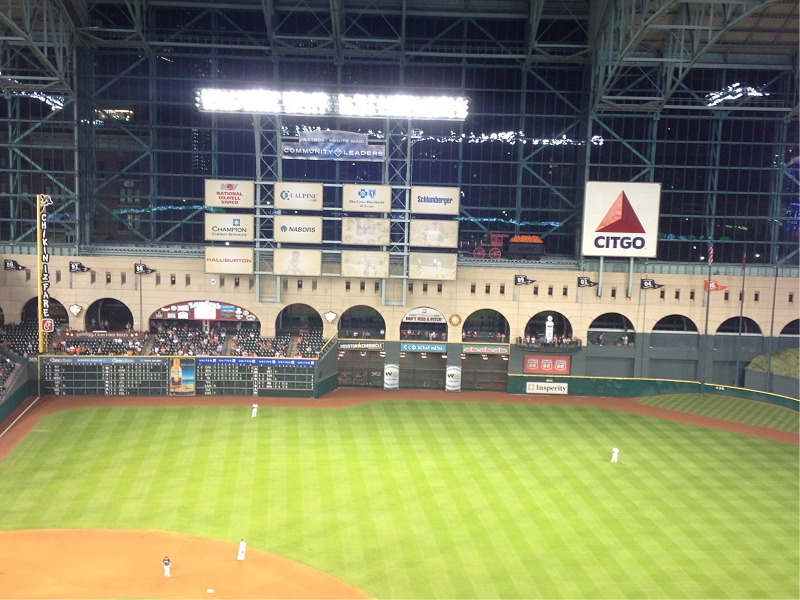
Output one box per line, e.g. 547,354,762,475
581,181,661,258
205,213,254,241
204,179,255,208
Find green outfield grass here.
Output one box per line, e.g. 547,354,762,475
637,393,800,432
0,399,797,599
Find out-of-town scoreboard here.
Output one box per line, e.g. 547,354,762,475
40,356,315,396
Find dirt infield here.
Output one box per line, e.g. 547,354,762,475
0,389,796,599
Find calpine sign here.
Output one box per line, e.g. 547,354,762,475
581,181,661,258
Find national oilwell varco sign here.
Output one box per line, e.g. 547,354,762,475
204,179,255,208
581,181,661,258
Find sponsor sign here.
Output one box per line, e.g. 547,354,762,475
524,355,572,374
410,186,460,215
409,219,458,248
461,344,509,355
445,366,462,392
196,356,315,367
526,381,569,395
409,252,457,280
274,182,323,210
204,246,254,274
273,215,322,243
283,130,385,162
37,194,54,353
341,217,390,245
401,342,447,353
383,363,399,390
274,248,322,276
339,342,384,350
581,181,661,258
402,307,446,323
341,250,389,278
342,184,392,212
205,179,255,208
204,213,254,242
152,301,256,322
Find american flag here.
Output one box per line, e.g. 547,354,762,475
708,243,714,266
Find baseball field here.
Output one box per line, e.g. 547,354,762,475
0,389,797,599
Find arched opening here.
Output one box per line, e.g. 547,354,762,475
462,309,509,342
523,311,576,345
651,314,699,349
587,313,635,346
85,298,135,331
338,305,386,339
276,304,322,332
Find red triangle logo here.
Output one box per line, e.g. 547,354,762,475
595,191,646,233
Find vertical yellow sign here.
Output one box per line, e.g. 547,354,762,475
37,194,54,354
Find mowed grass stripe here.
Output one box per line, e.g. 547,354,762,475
0,400,796,599
638,393,799,432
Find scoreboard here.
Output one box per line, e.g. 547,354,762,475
40,356,316,396
42,357,169,396
195,357,315,395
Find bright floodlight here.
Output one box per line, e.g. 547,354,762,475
196,88,469,121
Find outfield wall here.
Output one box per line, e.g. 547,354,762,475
507,374,799,411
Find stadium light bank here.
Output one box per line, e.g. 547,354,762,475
195,89,469,121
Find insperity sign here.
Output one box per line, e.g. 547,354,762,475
581,181,661,258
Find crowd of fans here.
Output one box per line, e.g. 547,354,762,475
0,356,16,394
150,324,226,356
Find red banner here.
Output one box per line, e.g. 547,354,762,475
524,355,571,374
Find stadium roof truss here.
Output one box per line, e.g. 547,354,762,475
0,0,798,267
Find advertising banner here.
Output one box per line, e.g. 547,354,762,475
383,363,399,390
341,217,390,245
526,381,569,395
409,219,459,248
274,182,324,210
204,213,255,242
523,355,572,374
410,186,460,215
342,184,392,212
409,252,457,280
401,342,447,353
274,248,322,276
341,250,389,278
445,366,462,392
205,247,254,274
581,181,661,258
283,130,385,162
402,307,446,323
273,215,323,243
205,179,255,208
461,344,509,355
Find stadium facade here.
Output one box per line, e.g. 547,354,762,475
0,0,797,397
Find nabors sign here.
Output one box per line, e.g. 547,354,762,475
581,181,661,258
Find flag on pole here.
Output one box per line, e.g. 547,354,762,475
577,276,598,287
641,278,665,290
3,259,26,270
708,243,714,266
69,261,90,272
742,251,747,271
704,280,727,291
514,275,535,286
134,263,156,274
